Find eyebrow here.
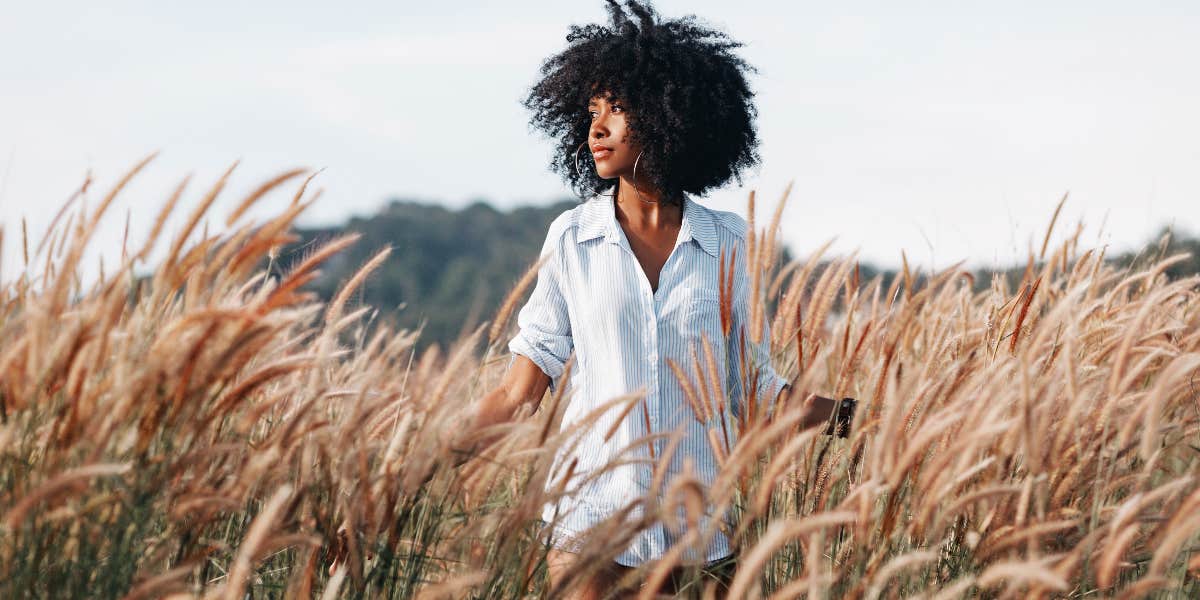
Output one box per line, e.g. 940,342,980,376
587,98,621,107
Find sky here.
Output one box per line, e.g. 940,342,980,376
1,1,1198,287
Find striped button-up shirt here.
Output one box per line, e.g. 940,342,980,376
507,191,788,567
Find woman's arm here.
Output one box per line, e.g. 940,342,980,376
451,214,574,465
451,354,552,465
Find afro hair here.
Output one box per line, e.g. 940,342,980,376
522,0,761,207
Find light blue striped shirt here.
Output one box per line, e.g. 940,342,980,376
507,191,788,567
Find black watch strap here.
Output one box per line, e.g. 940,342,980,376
824,397,857,438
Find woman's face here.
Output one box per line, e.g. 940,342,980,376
587,93,642,181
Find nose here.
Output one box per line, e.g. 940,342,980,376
589,111,609,142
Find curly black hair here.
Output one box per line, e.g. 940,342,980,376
522,0,760,207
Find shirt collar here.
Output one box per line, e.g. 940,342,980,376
575,192,719,258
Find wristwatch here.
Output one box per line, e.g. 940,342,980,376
823,397,857,438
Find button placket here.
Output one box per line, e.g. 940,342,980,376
646,290,659,429
645,290,661,471
646,254,674,438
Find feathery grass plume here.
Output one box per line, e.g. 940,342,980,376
258,232,360,316
726,512,856,599
217,484,295,600
804,257,855,358
32,174,89,260
667,356,707,424
120,208,131,262
222,198,312,282
700,332,722,418
634,528,699,600
641,398,657,462
324,245,392,328
20,215,29,270
46,153,156,315
224,167,309,227
744,189,764,346
2,462,131,530
777,237,835,360
163,159,236,270
976,558,1070,592
718,244,733,338
761,180,792,281
1040,191,1069,261
863,550,937,600
1008,276,1042,353
689,343,714,422
134,173,190,262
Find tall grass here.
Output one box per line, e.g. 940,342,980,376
1,157,1198,598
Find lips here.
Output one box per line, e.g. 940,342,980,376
591,144,613,160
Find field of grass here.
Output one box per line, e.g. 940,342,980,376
2,158,1199,598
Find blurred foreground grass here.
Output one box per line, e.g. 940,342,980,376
1,158,1199,598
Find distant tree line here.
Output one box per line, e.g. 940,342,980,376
274,197,1199,355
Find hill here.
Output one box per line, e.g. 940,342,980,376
278,198,1196,353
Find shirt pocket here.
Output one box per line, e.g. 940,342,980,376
668,288,729,428
675,287,727,370
679,287,722,326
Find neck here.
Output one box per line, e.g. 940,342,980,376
614,177,681,230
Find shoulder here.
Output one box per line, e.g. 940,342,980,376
540,200,588,251
708,207,750,241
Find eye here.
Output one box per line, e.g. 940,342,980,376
611,104,623,113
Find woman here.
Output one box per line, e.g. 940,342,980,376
459,1,852,597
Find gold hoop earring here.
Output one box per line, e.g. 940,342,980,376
573,141,588,177
630,150,656,204
572,141,600,199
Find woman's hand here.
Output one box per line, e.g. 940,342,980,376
781,383,856,438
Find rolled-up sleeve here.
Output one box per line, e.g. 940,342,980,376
725,233,789,420
508,222,574,394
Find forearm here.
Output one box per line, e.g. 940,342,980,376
452,384,518,466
